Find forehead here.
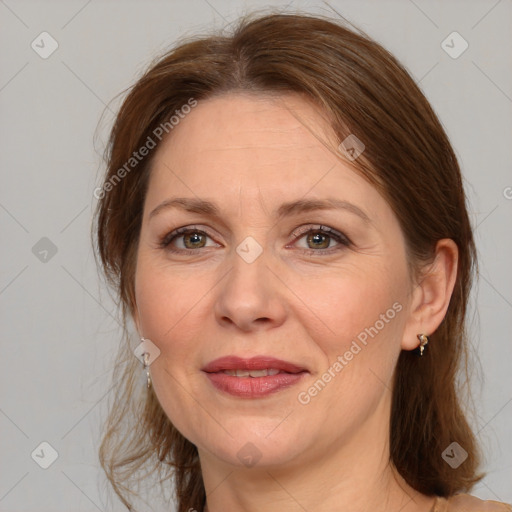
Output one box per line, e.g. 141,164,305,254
148,93,371,197
157,93,335,168
175,92,332,143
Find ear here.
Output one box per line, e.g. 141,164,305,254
401,239,458,351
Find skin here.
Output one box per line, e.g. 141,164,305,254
133,93,458,512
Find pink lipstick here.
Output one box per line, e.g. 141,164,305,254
202,356,308,398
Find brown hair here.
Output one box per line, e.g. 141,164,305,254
94,10,482,511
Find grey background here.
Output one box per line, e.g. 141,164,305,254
1,0,511,510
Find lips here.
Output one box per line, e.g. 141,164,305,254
202,356,309,398
201,355,307,374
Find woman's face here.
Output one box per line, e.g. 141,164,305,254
134,93,415,470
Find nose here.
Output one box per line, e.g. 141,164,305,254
213,246,287,333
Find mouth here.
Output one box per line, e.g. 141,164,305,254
201,356,309,398
218,368,286,377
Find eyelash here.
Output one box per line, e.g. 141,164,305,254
159,224,351,256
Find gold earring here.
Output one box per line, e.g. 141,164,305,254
416,333,430,356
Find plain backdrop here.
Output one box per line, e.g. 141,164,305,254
1,1,511,510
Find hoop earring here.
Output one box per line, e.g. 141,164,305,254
415,333,430,356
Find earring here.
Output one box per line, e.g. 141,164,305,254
415,333,430,356
135,337,159,390
142,350,151,389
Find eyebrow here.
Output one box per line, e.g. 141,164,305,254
148,197,371,224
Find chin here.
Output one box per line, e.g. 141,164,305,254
195,421,312,470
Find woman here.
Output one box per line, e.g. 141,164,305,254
94,11,511,512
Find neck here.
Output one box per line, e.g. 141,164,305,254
199,394,435,512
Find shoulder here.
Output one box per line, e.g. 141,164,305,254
434,494,512,512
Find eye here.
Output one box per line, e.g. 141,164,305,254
159,224,351,256
159,226,218,253
290,225,351,255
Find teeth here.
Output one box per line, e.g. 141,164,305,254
222,368,281,377
246,369,269,377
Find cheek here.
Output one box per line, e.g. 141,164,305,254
134,259,206,365
296,268,407,419
293,271,406,427
304,266,404,355
134,261,212,436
